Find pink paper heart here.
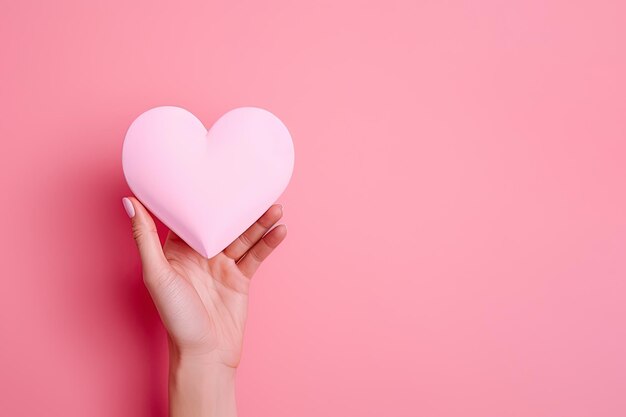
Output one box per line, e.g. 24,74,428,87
122,106,294,258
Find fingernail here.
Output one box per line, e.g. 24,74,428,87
122,197,135,218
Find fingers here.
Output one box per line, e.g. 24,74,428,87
237,224,287,278
223,204,283,261
122,197,170,282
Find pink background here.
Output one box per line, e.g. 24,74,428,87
1,1,625,416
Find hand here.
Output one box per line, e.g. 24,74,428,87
122,196,287,417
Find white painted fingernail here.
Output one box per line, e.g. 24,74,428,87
122,197,135,218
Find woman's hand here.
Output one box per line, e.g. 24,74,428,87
122,196,287,417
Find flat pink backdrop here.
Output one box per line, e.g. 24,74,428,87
1,1,625,416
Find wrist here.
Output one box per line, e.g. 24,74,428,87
169,345,237,417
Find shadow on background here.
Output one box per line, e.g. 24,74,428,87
44,129,172,417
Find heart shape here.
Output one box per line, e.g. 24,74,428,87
122,106,295,258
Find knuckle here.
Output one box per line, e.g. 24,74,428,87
264,232,280,247
239,232,254,248
132,222,156,242
249,246,264,263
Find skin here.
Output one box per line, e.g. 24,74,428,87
123,197,287,417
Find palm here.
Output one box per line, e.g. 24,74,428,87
162,232,250,367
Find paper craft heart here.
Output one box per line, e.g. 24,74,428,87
122,106,294,258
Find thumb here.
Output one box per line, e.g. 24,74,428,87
122,197,170,281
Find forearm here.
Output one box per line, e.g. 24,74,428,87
168,343,237,417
